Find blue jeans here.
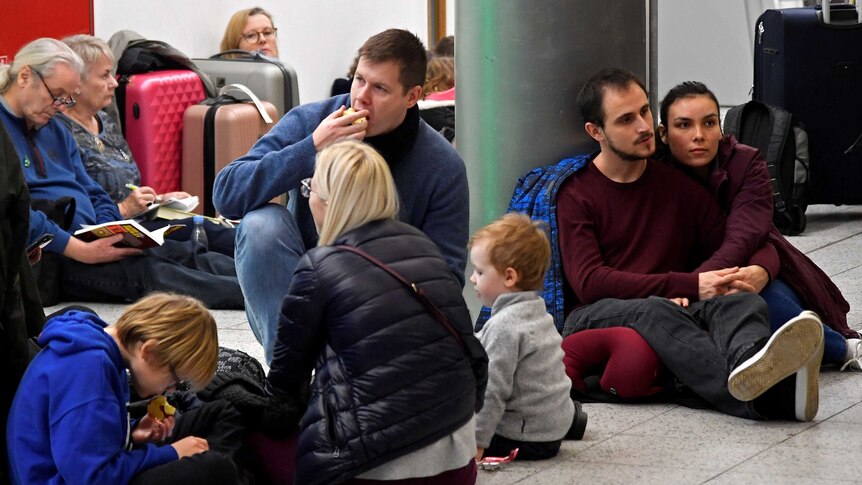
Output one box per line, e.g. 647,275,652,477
59,239,244,309
760,279,846,364
235,204,307,364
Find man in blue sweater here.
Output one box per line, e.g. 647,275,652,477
214,29,469,363
0,38,242,308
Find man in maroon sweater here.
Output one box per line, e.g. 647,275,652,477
557,68,824,421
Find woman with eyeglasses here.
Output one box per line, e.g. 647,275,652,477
56,35,191,219
56,35,236,256
263,140,486,484
221,7,280,58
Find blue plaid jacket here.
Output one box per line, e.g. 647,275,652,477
476,155,589,333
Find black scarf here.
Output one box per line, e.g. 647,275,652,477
364,104,420,164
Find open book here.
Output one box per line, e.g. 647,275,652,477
74,220,185,249
131,196,199,220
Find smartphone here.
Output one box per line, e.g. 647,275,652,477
26,233,54,253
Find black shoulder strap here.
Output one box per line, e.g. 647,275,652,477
723,104,743,137
334,244,466,350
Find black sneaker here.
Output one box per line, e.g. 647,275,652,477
565,400,588,440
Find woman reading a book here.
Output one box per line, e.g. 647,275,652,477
58,35,235,256
263,139,486,484
56,35,191,218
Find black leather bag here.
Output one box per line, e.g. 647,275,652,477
29,197,75,306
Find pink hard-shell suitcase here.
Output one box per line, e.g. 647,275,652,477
119,70,206,194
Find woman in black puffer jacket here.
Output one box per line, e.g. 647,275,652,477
265,140,487,485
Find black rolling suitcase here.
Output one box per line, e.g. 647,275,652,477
754,2,862,205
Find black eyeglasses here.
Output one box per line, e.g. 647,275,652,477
31,68,76,108
168,365,183,389
241,28,278,44
300,178,313,198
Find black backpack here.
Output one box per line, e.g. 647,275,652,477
110,36,217,134
724,100,809,235
29,197,76,306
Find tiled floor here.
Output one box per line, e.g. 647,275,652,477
45,205,862,484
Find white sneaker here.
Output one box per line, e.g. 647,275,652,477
728,311,824,403
794,328,825,422
840,338,862,372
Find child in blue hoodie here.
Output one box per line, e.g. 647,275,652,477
6,293,248,484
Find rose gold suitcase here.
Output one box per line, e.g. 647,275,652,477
182,85,279,216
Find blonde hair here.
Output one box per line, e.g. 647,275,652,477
314,140,400,246
220,7,277,53
0,38,83,94
469,213,551,291
422,56,454,98
61,34,114,80
113,293,218,390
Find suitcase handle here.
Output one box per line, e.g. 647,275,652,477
217,84,274,124
820,2,862,26
210,49,271,61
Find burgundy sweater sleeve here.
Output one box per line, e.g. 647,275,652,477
696,149,773,272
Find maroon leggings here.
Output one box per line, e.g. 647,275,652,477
561,327,664,399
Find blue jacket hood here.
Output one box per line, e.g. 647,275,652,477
38,310,122,363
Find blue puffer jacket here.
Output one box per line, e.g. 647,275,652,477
266,218,487,485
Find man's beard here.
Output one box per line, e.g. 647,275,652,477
607,133,655,161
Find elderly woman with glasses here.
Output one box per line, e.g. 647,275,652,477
263,139,486,484
56,35,192,220
220,7,280,58
56,35,236,255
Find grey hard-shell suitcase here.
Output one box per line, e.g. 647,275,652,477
193,51,299,118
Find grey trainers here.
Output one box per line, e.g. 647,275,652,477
840,339,862,372
728,311,824,403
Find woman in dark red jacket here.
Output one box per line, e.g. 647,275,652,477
657,81,858,369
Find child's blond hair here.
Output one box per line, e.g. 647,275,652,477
469,213,550,291
113,293,218,390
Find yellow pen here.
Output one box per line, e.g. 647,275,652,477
125,183,139,191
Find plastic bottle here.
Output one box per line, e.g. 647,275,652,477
191,215,208,249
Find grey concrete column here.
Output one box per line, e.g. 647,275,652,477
456,0,651,230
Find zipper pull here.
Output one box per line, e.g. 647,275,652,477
757,21,764,44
